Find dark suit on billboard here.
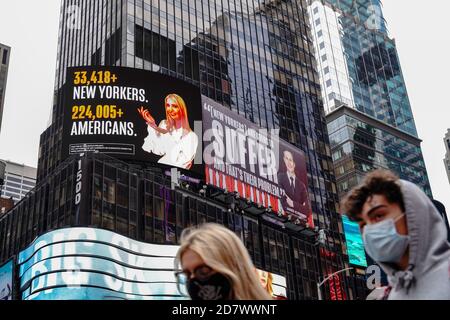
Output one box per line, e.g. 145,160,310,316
278,172,309,218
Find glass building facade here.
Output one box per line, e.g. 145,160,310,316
40,0,337,182
0,43,10,133
1,153,368,300
0,160,37,203
308,0,431,197
327,106,431,196
308,0,416,135
1,0,371,300
444,129,450,185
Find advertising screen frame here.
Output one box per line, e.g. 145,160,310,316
202,96,314,228
62,66,204,177
342,215,368,268
17,227,187,300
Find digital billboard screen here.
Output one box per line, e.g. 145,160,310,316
342,215,367,267
202,97,313,227
0,259,13,300
62,67,203,174
16,227,293,300
255,269,288,300
18,228,187,300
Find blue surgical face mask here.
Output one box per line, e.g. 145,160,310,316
363,214,409,263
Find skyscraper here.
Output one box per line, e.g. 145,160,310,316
0,160,37,202
0,43,10,133
308,0,432,197
444,129,450,185
0,0,368,300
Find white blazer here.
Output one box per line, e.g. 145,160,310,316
142,120,198,169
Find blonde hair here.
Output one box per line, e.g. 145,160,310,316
176,223,272,300
165,94,192,132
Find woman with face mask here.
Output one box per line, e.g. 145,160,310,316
175,223,272,300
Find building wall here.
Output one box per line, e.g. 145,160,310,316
0,43,11,133
15,0,367,299
1,153,367,300
323,0,388,35
444,129,450,185
308,0,432,197
308,0,417,136
327,107,431,197
1,154,358,300
40,1,341,233
0,160,5,185
0,197,14,217
0,160,37,202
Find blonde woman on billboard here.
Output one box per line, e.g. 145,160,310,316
137,94,198,169
175,223,272,300
255,269,288,300
256,269,274,297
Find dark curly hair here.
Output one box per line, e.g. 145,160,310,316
340,169,405,221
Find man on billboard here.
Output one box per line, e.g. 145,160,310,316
138,94,199,169
278,150,310,220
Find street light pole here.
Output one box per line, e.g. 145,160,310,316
317,267,353,300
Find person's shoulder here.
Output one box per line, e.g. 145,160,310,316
181,130,199,146
184,129,198,139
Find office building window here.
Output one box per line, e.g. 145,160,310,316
2,49,8,65
135,25,176,72
105,28,122,65
5,176,22,184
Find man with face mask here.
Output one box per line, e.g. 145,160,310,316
341,170,450,300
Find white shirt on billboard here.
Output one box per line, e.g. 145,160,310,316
142,120,199,169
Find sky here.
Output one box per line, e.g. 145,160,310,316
382,0,450,213
0,1,449,213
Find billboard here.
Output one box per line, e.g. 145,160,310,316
62,67,202,174
255,269,287,300
202,97,313,227
328,272,346,300
18,228,187,300
342,215,368,268
0,259,13,300
0,160,5,186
